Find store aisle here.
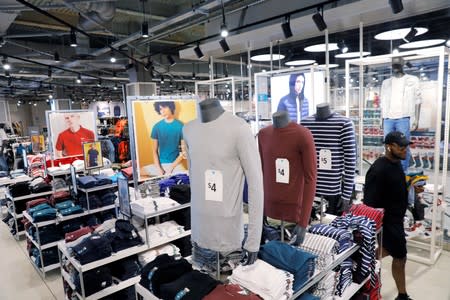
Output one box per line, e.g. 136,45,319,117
0,223,63,300
1,221,449,300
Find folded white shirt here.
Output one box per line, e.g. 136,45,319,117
139,220,185,245
229,259,294,300
131,197,179,216
138,243,180,266
94,219,117,234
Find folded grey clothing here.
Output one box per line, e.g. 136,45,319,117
75,266,112,297
159,270,220,300
94,218,117,234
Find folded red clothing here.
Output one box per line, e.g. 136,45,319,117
65,226,93,242
26,198,49,210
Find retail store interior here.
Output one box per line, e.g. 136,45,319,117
0,0,449,299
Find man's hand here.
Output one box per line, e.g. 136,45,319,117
290,225,306,246
411,121,418,131
241,249,258,266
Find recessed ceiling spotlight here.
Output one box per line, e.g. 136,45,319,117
392,48,400,54
304,43,339,52
374,27,427,40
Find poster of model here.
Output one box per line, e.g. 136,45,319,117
132,99,197,181
83,141,103,170
270,71,325,123
46,110,97,158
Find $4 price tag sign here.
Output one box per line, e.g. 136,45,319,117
205,170,223,202
275,158,289,184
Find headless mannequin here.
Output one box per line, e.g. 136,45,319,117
271,111,307,245
315,103,350,213
315,103,333,121
198,98,258,266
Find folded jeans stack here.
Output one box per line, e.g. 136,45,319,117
192,242,242,273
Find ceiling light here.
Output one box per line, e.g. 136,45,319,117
70,29,77,47
335,51,371,58
194,44,204,59
250,54,285,61
110,53,116,63
97,79,102,87
220,24,229,38
192,72,196,80
76,74,81,84
304,43,339,52
374,27,427,40
54,51,60,63
285,60,316,66
113,84,118,90
399,39,446,49
392,48,400,54
2,56,10,70
141,22,149,38
46,98,50,103
312,7,327,31
446,39,450,47
48,94,53,99
389,0,403,14
403,27,418,43
167,55,176,66
317,63,339,69
281,15,293,39
219,38,230,53
33,102,37,107
338,40,348,53
160,75,164,84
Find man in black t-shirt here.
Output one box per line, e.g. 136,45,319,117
363,131,413,300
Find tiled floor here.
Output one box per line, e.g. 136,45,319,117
0,222,449,300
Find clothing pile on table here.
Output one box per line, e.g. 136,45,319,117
138,220,186,246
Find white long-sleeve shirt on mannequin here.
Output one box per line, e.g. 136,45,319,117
183,111,264,252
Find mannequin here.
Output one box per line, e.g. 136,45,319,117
259,111,317,246
381,57,421,171
301,104,356,215
183,98,263,266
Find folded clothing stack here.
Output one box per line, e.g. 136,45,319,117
159,270,220,300
55,200,84,216
74,266,112,297
259,241,316,291
158,174,190,196
79,189,117,209
130,197,179,216
104,219,144,252
110,255,142,281
29,224,62,245
28,203,57,222
192,242,242,274
229,259,294,300
77,174,113,189
204,284,263,300
31,247,59,268
71,234,113,265
139,220,185,245
138,243,180,266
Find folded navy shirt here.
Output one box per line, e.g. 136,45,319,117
93,174,113,186
159,270,220,300
77,176,97,189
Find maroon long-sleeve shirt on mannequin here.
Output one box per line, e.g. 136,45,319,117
258,122,317,227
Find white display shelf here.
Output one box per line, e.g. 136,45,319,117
61,268,76,290
59,243,149,273
25,230,59,250
43,262,61,273
135,283,159,300
132,203,191,220
78,183,117,193
6,188,69,202
290,245,359,299
47,169,72,177
76,276,140,300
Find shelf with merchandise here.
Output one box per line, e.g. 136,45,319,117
74,276,140,300
132,202,191,220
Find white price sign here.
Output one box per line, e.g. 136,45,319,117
275,158,290,184
205,169,223,202
319,149,332,170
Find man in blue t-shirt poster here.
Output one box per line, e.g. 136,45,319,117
87,143,99,168
149,101,185,175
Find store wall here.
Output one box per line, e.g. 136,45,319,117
9,102,31,134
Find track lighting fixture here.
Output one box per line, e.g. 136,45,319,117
192,72,196,80
403,27,417,43
113,84,118,90
281,15,293,39
141,22,149,38
7,77,12,87
97,79,102,87
389,0,403,14
312,7,327,31
160,75,164,84
54,51,60,63
2,56,10,70
220,24,229,38
167,55,176,66
48,66,52,78
110,52,117,63
338,40,348,53
70,29,77,47
194,44,204,59
219,38,230,53
76,74,81,84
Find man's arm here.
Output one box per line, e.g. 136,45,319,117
277,98,287,112
152,138,165,175
56,150,63,158
168,140,186,173
363,166,381,208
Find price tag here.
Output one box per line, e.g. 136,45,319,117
319,149,332,170
205,170,223,202
275,158,290,184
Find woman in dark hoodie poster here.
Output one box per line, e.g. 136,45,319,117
277,73,309,123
